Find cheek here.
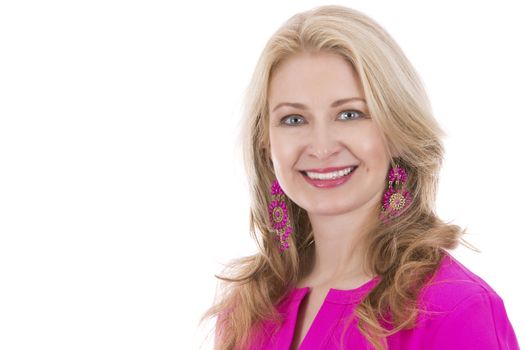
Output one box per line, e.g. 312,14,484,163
269,132,297,168
349,126,389,169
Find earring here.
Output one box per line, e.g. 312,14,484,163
380,164,412,223
268,179,293,252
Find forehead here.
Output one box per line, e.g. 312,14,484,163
268,51,364,105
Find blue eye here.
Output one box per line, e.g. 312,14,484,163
281,115,305,125
339,110,365,120
280,110,365,126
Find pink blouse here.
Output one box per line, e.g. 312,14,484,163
248,251,519,349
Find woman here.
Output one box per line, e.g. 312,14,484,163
201,5,519,349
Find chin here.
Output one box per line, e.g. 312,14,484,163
305,201,359,216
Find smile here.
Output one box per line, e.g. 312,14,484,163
300,166,358,188
304,166,356,180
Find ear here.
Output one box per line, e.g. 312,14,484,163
266,143,272,161
388,143,402,159
391,149,401,158
262,144,273,166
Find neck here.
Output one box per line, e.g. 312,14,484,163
305,196,379,287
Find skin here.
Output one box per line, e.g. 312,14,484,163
267,50,395,288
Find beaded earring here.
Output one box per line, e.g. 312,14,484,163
268,179,293,252
379,164,412,223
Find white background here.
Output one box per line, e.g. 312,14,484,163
0,1,523,349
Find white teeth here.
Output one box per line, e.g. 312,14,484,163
305,166,356,180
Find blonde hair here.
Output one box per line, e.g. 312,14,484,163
200,5,477,349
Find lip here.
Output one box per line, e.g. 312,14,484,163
301,165,357,173
300,166,357,189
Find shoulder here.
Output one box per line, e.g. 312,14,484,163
415,251,519,348
418,250,500,312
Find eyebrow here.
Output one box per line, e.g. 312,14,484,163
271,97,366,113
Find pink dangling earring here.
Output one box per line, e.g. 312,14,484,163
380,164,412,223
268,179,293,253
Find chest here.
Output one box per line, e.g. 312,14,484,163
289,288,328,350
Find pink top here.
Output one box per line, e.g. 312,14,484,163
249,251,519,349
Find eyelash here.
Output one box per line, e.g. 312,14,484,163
279,110,366,126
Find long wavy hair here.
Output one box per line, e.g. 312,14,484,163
199,5,477,349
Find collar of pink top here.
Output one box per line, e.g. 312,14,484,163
289,275,382,304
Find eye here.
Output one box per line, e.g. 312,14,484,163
339,110,365,120
280,115,305,126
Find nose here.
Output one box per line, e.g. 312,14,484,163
307,123,341,160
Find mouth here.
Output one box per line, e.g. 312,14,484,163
300,165,358,180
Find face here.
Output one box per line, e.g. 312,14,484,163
267,51,391,217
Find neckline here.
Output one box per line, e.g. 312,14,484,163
291,275,382,304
